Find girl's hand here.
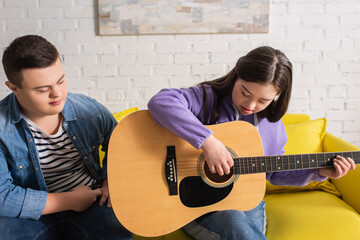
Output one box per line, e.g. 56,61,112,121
99,179,112,208
201,135,234,176
318,155,356,179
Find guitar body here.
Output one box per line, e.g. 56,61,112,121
108,110,265,237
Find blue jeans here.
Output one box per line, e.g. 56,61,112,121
0,199,133,240
183,200,267,240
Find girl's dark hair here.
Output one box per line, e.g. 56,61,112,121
199,46,292,123
2,35,59,87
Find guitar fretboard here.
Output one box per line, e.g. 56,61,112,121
233,151,360,175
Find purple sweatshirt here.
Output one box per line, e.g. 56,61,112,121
148,85,327,186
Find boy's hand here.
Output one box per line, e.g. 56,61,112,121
43,185,101,215
99,179,112,208
318,155,356,179
69,185,102,212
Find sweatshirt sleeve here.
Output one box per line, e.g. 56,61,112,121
267,169,328,187
147,86,213,149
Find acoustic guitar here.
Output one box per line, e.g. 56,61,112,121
107,110,359,237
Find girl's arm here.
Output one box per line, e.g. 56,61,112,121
148,86,234,176
148,86,213,149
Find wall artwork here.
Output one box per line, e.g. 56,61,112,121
98,0,269,35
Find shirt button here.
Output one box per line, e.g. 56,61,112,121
92,146,96,149
84,156,88,160
73,136,76,140
64,123,67,127
19,165,23,169
29,139,32,142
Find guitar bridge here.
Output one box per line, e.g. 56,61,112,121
165,146,178,195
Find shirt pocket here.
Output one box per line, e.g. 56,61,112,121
8,155,36,187
85,136,103,152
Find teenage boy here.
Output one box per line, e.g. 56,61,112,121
0,35,133,239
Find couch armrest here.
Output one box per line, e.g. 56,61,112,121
323,132,360,214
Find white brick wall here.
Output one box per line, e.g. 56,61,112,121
0,0,359,147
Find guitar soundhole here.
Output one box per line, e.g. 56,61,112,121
204,162,233,183
179,176,233,208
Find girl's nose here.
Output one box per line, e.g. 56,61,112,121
246,100,256,111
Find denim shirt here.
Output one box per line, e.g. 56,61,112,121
0,93,117,220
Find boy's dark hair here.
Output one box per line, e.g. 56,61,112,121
200,46,293,123
2,35,59,87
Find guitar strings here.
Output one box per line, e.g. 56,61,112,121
174,151,360,175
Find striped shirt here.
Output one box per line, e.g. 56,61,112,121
24,116,96,193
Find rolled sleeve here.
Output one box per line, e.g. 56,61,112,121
0,182,47,220
19,188,48,220
0,147,48,220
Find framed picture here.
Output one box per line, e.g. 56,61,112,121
98,0,269,35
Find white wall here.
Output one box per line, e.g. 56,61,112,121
0,0,359,147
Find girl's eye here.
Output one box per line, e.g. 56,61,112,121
241,91,250,97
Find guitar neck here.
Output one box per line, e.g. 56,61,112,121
233,151,360,174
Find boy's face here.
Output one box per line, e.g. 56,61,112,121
6,58,68,120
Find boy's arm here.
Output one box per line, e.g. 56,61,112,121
0,147,47,220
42,186,102,214
0,147,102,219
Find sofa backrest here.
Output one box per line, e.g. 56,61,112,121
282,113,311,125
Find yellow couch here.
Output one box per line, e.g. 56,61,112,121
110,111,360,240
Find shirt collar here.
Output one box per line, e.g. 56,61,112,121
61,94,76,121
9,93,23,124
9,93,77,123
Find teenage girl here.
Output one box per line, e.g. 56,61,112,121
148,46,355,239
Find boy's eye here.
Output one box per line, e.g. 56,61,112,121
37,88,49,93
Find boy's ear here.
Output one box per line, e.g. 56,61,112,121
5,81,18,93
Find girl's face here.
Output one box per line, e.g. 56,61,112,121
232,78,278,116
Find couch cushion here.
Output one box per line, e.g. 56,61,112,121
284,117,327,154
266,179,340,197
134,191,360,240
264,191,360,239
